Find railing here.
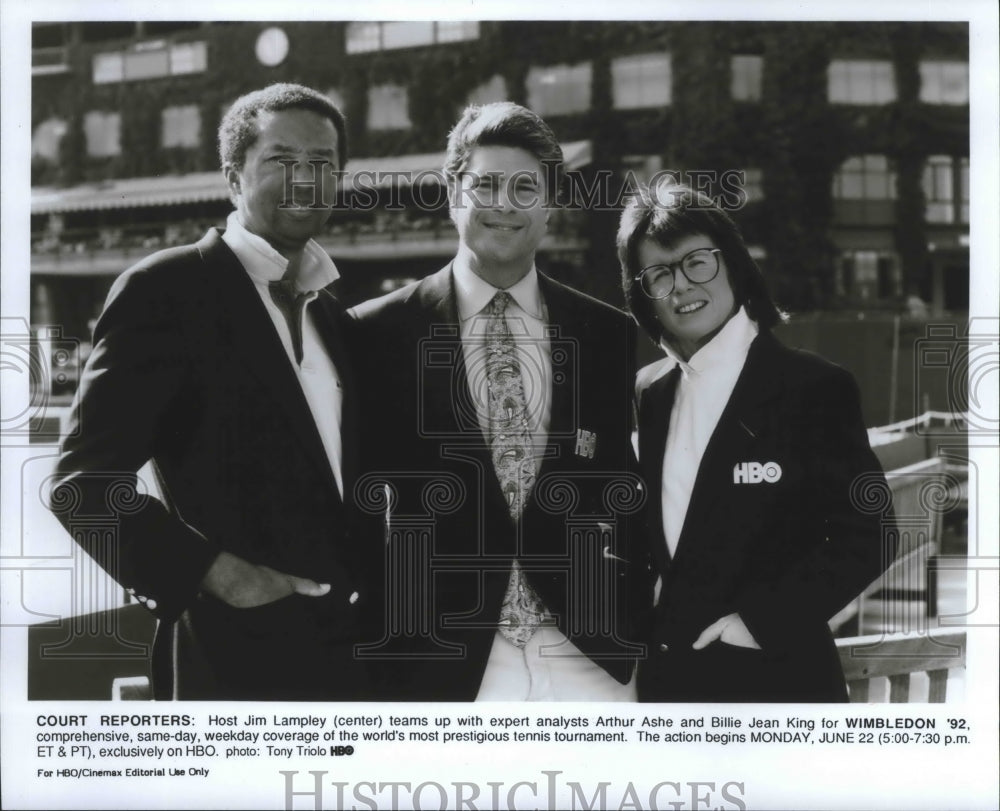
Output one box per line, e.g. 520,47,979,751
868,410,966,439
831,413,968,637
836,629,966,702
110,628,971,702
31,214,589,265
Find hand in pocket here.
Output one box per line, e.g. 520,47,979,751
692,612,762,650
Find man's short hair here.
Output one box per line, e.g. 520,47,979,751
218,83,348,171
618,183,786,343
444,102,563,203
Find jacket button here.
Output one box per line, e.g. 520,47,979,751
659,643,669,652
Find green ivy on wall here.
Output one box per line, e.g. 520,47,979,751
30,20,969,311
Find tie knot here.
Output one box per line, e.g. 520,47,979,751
489,291,513,317
269,278,306,307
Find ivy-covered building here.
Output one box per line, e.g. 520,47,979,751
30,20,969,381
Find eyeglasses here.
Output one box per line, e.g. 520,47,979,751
634,248,722,299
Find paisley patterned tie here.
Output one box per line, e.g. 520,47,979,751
485,291,548,647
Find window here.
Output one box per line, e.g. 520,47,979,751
838,251,901,300
832,155,896,199
852,251,879,298
437,21,480,44
959,157,969,224
367,84,411,130
611,53,671,110
382,22,434,50
92,40,207,83
740,167,764,203
162,105,201,148
345,22,381,54
32,23,70,75
170,41,208,75
346,21,479,53
32,118,68,162
526,63,592,116
84,111,121,157
923,155,954,224
467,75,507,106
731,55,763,101
923,155,970,225
827,60,896,104
125,47,169,81
919,61,969,104
93,52,125,83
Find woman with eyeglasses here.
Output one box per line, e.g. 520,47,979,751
618,184,894,702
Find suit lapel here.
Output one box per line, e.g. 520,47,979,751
414,264,483,439
639,366,681,576
670,332,785,566
197,230,341,497
412,266,511,516
311,292,358,497
534,275,578,464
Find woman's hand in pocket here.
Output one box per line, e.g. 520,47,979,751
692,612,761,650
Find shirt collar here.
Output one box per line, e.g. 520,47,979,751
659,306,759,378
223,211,340,292
452,257,545,322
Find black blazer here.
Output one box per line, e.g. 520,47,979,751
50,229,378,700
349,265,650,700
635,330,895,702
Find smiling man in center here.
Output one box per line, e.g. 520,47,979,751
350,102,649,701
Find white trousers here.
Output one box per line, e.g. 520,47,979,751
475,628,637,701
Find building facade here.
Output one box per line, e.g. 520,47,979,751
30,20,970,404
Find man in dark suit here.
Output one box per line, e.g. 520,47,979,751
49,83,376,700
350,102,648,700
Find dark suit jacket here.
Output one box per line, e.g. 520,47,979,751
349,265,650,700
635,330,895,702
50,229,378,700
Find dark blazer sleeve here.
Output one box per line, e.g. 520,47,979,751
50,256,221,624
735,364,895,654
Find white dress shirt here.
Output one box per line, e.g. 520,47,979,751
451,261,635,701
661,307,758,558
221,212,345,497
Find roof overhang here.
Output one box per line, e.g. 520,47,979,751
31,140,593,215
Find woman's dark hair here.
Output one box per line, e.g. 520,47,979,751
617,183,786,343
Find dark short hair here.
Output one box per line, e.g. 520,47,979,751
218,83,348,171
617,184,786,343
444,102,563,203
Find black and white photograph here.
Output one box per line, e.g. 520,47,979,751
2,0,997,808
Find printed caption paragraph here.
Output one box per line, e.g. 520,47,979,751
32,709,975,779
